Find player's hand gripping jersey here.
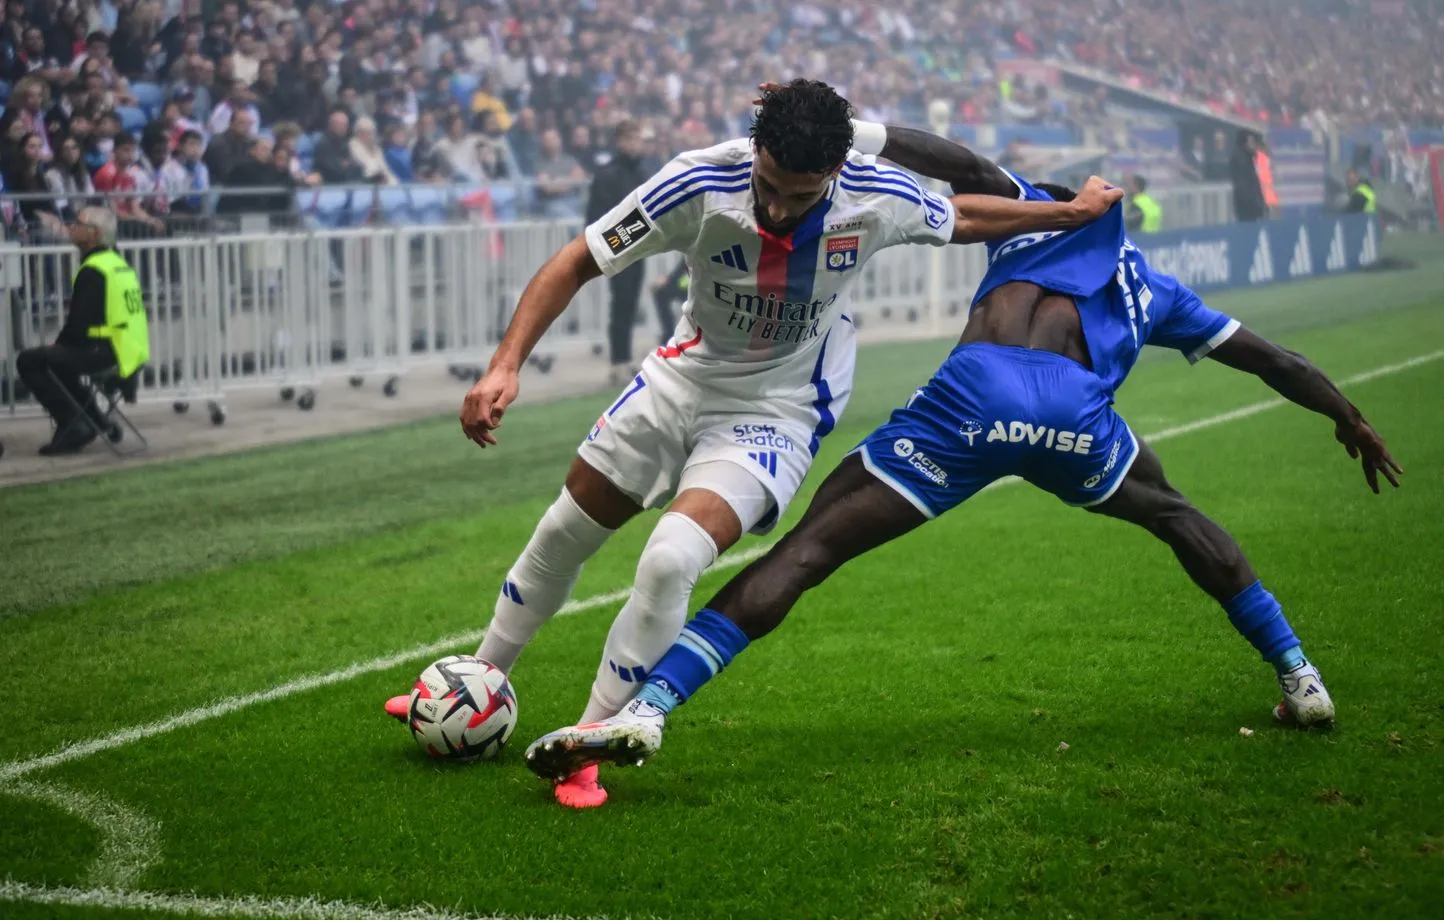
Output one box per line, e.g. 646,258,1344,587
856,171,1241,514
580,139,956,532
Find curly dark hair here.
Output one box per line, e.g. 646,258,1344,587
750,79,853,175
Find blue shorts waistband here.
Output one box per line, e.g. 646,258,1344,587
949,341,1086,368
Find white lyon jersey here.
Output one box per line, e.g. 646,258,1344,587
578,138,955,532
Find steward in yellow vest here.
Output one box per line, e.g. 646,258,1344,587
1125,174,1164,233
15,207,149,455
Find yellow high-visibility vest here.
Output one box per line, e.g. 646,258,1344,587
81,248,149,378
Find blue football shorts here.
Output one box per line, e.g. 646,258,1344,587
851,343,1139,517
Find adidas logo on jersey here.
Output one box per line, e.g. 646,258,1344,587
1288,227,1313,277
1325,222,1347,272
710,243,749,272
1247,229,1274,284
747,450,779,476
1359,221,1379,266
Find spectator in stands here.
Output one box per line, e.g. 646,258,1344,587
1231,131,1266,222
10,25,66,84
9,76,52,162
48,81,91,137
112,1,165,81
269,122,318,186
5,131,64,239
206,77,257,137
201,106,253,185
475,110,518,179
585,121,651,385
44,135,96,221
1204,130,1232,182
350,116,397,185
1181,134,1208,181
507,106,540,176
76,113,107,173
94,131,165,237
135,131,173,218
231,30,261,87
290,59,331,134
313,109,365,184
251,59,283,125
435,112,482,181
469,72,510,132
219,136,294,216
383,123,414,183
410,110,448,181
568,123,600,174
160,129,209,216
166,55,214,125
533,127,584,218
162,95,204,149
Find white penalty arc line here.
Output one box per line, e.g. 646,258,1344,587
0,881,635,920
1,346,1439,785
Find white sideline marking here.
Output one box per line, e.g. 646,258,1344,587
2,349,1438,785
5,781,161,888
0,881,624,920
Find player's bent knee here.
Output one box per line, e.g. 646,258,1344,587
630,512,719,626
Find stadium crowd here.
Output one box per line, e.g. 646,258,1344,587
0,0,1436,233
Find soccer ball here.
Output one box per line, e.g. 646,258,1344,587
406,655,517,762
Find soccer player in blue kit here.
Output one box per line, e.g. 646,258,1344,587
522,116,1403,782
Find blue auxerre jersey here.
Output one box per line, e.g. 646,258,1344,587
973,172,1241,395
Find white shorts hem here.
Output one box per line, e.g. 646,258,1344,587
853,444,938,520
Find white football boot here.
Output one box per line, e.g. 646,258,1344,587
525,697,667,781
1273,662,1335,727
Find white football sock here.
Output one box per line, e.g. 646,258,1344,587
476,488,614,674
579,512,718,722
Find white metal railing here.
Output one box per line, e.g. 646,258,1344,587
0,220,997,423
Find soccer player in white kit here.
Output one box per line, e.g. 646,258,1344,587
385,79,1122,807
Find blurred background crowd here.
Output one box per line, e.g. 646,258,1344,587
0,0,1438,233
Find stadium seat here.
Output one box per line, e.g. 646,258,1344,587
307,189,350,228
450,73,481,107
116,106,148,133
378,187,413,224
0,80,12,106
348,189,376,224
131,82,164,116
408,187,448,225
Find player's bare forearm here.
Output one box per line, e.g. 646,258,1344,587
879,125,1019,198
489,235,602,373
949,194,1097,244
1208,329,1361,425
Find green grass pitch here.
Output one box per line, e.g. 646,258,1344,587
1,235,1442,919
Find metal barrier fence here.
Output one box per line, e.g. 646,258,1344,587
0,219,995,423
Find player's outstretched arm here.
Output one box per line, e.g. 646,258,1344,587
460,235,603,448
1209,328,1402,493
871,124,1020,197
949,176,1123,244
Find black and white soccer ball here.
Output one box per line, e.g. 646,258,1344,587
406,655,517,762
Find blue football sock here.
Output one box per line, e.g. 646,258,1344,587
636,608,751,715
1223,581,1305,674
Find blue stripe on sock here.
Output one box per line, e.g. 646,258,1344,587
642,609,750,707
